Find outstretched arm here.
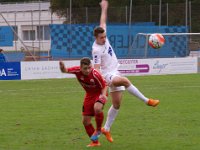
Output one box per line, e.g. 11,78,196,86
100,85,108,100
59,61,69,73
99,0,108,30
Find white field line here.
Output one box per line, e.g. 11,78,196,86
0,85,200,94
143,85,200,89
0,87,82,94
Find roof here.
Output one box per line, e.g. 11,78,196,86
0,1,50,12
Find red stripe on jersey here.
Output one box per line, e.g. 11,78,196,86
92,69,106,89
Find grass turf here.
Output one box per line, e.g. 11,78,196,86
0,73,199,150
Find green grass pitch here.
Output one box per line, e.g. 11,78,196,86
0,74,199,150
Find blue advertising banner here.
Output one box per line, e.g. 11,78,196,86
0,62,21,80
0,26,13,46
50,24,188,59
107,25,188,58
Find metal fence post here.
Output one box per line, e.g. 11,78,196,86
128,0,133,55
159,0,162,26
125,6,128,24
166,3,168,26
150,4,152,22
86,7,88,24
185,0,188,28
189,1,191,33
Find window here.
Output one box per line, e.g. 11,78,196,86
21,25,50,41
22,30,35,41
37,25,50,40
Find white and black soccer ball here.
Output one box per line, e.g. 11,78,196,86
148,33,165,49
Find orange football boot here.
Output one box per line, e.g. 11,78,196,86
87,141,101,147
101,128,113,143
147,99,160,107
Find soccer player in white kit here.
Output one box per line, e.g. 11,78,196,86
92,0,160,143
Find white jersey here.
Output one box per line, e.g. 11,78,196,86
92,38,120,76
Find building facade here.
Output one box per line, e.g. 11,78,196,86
0,1,65,52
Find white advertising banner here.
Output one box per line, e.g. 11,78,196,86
21,60,79,80
20,57,198,80
118,57,198,76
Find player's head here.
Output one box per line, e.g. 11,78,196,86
93,26,106,45
80,57,92,76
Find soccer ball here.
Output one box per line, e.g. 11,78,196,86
148,33,165,49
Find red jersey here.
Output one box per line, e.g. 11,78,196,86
68,66,106,95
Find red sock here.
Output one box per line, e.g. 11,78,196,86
84,124,95,137
95,112,104,131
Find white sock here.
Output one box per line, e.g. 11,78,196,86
126,84,149,103
104,105,119,131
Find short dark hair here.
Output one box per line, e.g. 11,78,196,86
93,26,105,37
80,57,91,66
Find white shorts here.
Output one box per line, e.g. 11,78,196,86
104,71,125,93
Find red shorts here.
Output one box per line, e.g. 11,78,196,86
82,94,106,116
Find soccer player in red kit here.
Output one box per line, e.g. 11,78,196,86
59,57,107,147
